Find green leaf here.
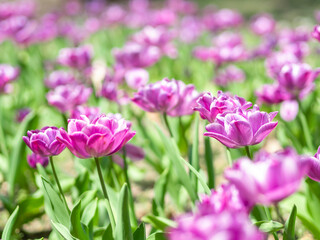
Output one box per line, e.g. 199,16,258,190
102,224,114,240
1,206,19,240
155,124,197,202
146,232,166,240
283,205,297,240
190,115,199,192
8,112,37,198
41,176,70,227
154,167,170,213
115,184,133,240
70,200,89,240
254,220,284,233
204,137,215,189
305,178,320,222
133,223,146,240
79,190,97,212
52,221,77,240
142,215,176,231
81,198,98,226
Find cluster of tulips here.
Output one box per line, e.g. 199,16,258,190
2,0,320,239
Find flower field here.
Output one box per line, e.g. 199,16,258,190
1,0,320,239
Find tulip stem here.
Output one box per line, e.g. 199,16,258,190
94,157,116,232
245,146,252,159
297,101,314,151
122,148,138,227
163,113,173,138
49,156,69,212
274,203,285,224
226,147,233,166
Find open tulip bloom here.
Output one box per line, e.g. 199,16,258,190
204,105,278,148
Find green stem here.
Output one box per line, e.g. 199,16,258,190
245,146,252,159
297,101,314,151
226,147,233,166
163,113,173,138
94,157,116,232
264,206,279,240
122,148,138,227
274,203,285,224
49,157,69,212
204,137,215,189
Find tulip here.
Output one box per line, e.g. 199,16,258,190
194,91,252,123
0,64,19,93
57,114,135,159
27,153,49,169
16,108,31,122
58,45,92,69
132,78,199,116
204,106,278,148
280,100,299,122
255,83,291,105
47,84,92,113
213,31,243,48
306,146,320,182
312,25,320,42
265,52,298,78
70,106,101,121
250,14,276,36
277,63,320,99
45,70,76,89
125,68,149,90
225,148,310,205
23,127,66,157
214,65,245,86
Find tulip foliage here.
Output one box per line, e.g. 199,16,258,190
1,0,320,240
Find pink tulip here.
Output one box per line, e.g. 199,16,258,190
306,146,320,182
277,63,320,99
0,64,19,93
132,78,199,116
312,25,320,42
255,83,291,105
16,108,31,122
250,14,276,36
45,70,76,89
204,106,278,148
70,106,101,121
125,68,149,89
280,100,299,122
58,45,92,70
194,91,252,123
27,153,49,169
225,148,310,205
57,114,135,159
47,84,92,113
214,65,245,86
23,127,66,157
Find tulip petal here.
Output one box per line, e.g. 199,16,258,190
68,132,90,159
252,122,278,145
86,133,114,157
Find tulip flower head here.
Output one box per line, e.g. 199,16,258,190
57,114,135,159
27,153,49,169
194,91,252,123
225,148,310,205
204,105,278,148
0,64,19,93
58,45,92,69
23,127,66,157
45,70,76,89
312,25,320,42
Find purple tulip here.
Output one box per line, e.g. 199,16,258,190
197,184,249,215
16,108,31,122
27,153,49,169
99,78,119,102
214,65,245,86
225,148,310,205
112,143,145,167
58,45,92,70
178,16,202,43
194,91,252,123
277,63,320,99
278,27,309,45
57,114,135,159
313,26,320,42
211,44,247,66
0,64,19,93
70,106,101,121
149,9,176,27
125,68,149,90
193,46,215,62
280,100,299,122
255,83,291,105
45,70,76,89
23,127,66,157
307,146,320,182
265,52,298,78
132,78,199,116
250,14,276,36
47,84,92,113
113,42,161,69
213,31,243,48
204,106,278,148
101,4,126,26
203,8,243,31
